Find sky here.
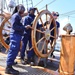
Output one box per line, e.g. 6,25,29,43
32,0,75,35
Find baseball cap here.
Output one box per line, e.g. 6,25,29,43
28,7,37,13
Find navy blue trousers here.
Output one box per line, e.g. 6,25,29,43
7,33,22,66
21,34,34,60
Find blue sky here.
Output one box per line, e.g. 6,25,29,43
32,0,75,34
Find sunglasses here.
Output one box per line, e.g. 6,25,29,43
53,14,59,16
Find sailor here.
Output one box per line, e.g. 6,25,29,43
20,7,49,65
5,4,25,75
20,7,37,65
50,11,60,58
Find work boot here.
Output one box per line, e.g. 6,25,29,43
30,62,34,66
5,65,19,75
13,61,18,65
21,59,26,65
26,57,33,64
30,57,35,66
38,60,44,67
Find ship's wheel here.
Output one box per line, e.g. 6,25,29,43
0,13,11,50
31,10,56,57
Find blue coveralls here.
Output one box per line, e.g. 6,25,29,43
21,13,42,60
7,12,25,66
21,14,35,60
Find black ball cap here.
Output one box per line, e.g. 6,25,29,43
28,7,37,13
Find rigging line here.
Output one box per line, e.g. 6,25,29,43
59,12,75,17
59,16,75,18
59,10,75,18
60,12,75,16
61,10,75,15
59,14,75,18
61,12,75,16
47,0,56,6
34,0,43,7
39,0,56,10
69,16,75,18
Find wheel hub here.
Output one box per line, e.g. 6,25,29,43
44,29,50,40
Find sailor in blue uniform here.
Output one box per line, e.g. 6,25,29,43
20,7,49,65
5,4,25,75
50,11,60,57
20,7,37,64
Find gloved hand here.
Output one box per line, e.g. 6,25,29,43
25,25,31,29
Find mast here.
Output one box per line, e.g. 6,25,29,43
0,0,3,14
26,0,33,11
0,0,33,14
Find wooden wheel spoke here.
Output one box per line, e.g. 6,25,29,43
6,36,9,38
40,40,46,53
45,13,48,29
36,9,45,30
36,37,45,44
3,35,9,40
49,18,53,25
3,28,10,32
50,27,55,32
29,26,44,34
27,37,45,51
36,28,44,34
28,37,45,51
40,18,45,29
50,35,56,39
28,47,33,51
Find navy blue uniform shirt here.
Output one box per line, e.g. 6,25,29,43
50,21,60,34
24,13,42,35
24,14,35,35
10,12,25,35
50,21,60,42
